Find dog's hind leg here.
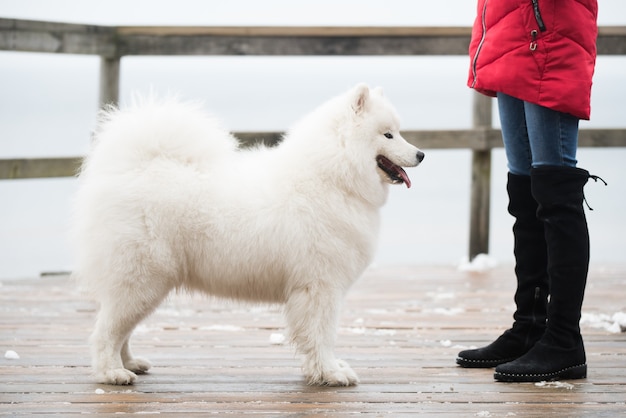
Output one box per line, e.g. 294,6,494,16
121,338,152,375
90,278,171,385
285,284,359,386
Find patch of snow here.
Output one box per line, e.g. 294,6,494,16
4,350,19,360
269,333,286,345
440,340,452,347
535,381,574,390
134,324,159,334
458,254,498,273
580,312,626,333
95,388,105,394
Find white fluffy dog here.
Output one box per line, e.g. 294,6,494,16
71,84,424,386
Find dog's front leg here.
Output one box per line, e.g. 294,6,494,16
284,284,358,386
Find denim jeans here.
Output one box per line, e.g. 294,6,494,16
497,92,580,176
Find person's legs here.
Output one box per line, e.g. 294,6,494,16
495,100,592,382
497,93,533,176
496,92,580,171
523,100,579,169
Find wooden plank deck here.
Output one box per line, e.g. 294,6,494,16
1,265,625,416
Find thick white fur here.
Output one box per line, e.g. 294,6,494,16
71,84,422,386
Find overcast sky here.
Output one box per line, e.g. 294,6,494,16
0,0,624,27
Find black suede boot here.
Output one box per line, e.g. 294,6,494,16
457,173,548,368
495,166,596,382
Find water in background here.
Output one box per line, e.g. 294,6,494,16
1,53,624,278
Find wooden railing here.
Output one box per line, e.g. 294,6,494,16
2,18,625,259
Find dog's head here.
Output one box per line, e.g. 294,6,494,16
348,84,424,189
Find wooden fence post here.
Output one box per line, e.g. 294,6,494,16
99,56,120,108
469,92,493,260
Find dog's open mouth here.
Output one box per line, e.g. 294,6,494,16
376,155,411,188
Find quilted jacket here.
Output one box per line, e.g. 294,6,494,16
468,0,598,120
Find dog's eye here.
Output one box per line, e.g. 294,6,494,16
384,132,393,139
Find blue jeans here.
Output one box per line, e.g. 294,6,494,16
497,93,579,176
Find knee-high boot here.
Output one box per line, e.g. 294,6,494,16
495,166,595,382
457,173,548,368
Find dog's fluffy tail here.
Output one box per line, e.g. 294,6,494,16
80,95,239,178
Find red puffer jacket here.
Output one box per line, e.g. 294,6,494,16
468,0,598,120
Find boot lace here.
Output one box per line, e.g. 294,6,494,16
584,174,608,211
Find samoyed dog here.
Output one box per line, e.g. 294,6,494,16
71,84,424,387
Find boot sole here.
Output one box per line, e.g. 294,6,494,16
494,363,587,382
456,356,517,368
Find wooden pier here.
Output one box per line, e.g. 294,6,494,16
1,265,624,416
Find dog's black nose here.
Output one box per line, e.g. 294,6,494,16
416,150,425,163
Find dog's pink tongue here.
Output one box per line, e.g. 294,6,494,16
399,168,411,189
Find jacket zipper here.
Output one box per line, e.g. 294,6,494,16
471,0,488,88
531,0,546,31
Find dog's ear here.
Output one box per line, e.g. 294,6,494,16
351,84,370,115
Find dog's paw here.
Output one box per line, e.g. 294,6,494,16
123,357,152,374
306,359,359,387
96,368,138,385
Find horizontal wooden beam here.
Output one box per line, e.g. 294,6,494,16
578,128,626,147
2,129,624,180
597,26,626,54
118,34,470,56
0,157,82,179
0,18,117,56
405,128,626,150
2,18,625,57
403,129,502,150
115,26,473,37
